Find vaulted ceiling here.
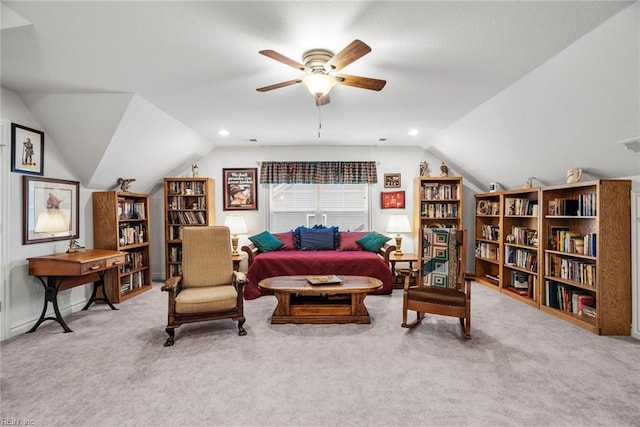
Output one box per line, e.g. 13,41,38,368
1,1,637,192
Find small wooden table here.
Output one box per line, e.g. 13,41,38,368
27,249,126,333
258,275,382,324
390,252,418,289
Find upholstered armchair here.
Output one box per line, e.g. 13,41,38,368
161,226,247,346
402,228,473,338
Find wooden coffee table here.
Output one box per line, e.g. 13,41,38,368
258,275,382,324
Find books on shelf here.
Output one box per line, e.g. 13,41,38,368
545,280,596,316
420,183,459,200
504,198,538,216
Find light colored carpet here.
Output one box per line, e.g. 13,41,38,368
1,282,639,427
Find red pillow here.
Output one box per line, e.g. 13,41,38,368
272,231,295,250
338,232,367,251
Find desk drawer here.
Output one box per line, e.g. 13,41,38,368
106,255,126,267
80,259,106,273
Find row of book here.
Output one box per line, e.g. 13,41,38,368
505,247,538,272
118,198,146,220
545,280,596,317
168,225,185,240
167,264,183,278
119,250,145,273
480,224,499,241
505,198,538,216
546,253,596,286
118,224,146,245
509,226,538,247
168,210,206,225
504,271,535,298
476,242,499,260
167,245,183,263
120,271,147,295
550,229,596,256
420,202,458,219
419,183,459,200
167,180,206,195
167,195,207,210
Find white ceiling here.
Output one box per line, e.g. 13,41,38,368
1,1,637,191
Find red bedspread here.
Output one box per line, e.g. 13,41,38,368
244,250,394,299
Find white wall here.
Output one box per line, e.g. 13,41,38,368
1,87,100,338
149,145,463,279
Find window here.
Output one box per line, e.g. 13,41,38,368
268,183,371,232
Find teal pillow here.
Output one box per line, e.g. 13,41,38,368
249,231,284,253
356,231,391,252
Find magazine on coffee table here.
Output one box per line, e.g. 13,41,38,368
306,275,342,285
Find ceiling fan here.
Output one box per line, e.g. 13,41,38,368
256,39,386,106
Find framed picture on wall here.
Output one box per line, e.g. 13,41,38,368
23,175,79,244
11,123,44,176
381,191,405,209
384,173,401,188
223,168,258,210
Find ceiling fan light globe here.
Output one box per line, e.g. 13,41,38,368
302,73,337,96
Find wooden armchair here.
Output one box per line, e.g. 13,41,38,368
402,228,473,338
161,226,247,346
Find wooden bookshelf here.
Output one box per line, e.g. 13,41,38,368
92,191,152,303
474,192,502,291
164,177,215,279
413,176,463,247
501,187,541,308
540,180,631,335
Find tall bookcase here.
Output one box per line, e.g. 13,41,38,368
413,176,463,240
501,187,541,308
164,177,215,279
540,180,631,335
474,192,502,291
92,191,152,303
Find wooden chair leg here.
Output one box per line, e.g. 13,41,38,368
402,311,424,328
460,317,471,339
237,318,247,336
164,327,176,347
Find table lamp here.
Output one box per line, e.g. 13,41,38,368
35,209,77,252
224,215,248,256
386,214,412,255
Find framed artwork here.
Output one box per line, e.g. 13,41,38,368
23,175,79,244
381,191,405,209
223,168,258,211
11,123,44,176
384,173,401,188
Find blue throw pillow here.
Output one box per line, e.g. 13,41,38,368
294,225,339,251
294,225,339,250
249,230,284,253
356,231,391,252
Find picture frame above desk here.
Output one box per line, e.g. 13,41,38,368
23,175,79,245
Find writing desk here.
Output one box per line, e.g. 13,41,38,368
27,249,126,333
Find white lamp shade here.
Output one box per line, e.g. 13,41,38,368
224,215,248,235
386,214,412,234
35,209,69,233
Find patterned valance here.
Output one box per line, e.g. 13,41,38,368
259,161,378,184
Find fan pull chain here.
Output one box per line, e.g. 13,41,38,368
317,107,322,138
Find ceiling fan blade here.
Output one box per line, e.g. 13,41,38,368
259,49,309,72
324,39,371,72
336,74,386,91
256,79,301,92
315,93,331,106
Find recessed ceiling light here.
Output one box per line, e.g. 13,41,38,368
218,129,230,136
249,138,258,142
378,138,388,142
408,129,419,136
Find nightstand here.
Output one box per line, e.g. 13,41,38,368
232,252,247,272
389,252,418,289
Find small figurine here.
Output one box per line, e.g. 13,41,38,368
566,168,582,184
192,164,199,178
525,177,533,188
419,161,430,177
117,178,136,192
440,161,449,177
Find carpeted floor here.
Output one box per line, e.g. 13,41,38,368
1,282,639,427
